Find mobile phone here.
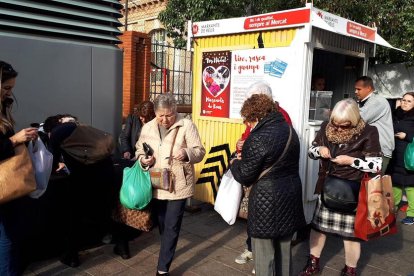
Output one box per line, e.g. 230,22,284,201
30,123,40,129
143,142,154,158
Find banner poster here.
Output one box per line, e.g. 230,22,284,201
201,51,231,118
229,47,299,119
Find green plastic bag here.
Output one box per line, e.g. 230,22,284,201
404,139,414,171
120,161,152,210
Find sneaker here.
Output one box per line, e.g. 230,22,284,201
401,216,414,225
235,249,253,264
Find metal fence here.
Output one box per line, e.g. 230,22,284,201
149,42,193,108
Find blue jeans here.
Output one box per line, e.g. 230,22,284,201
0,216,19,276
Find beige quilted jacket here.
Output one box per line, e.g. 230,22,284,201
135,115,206,200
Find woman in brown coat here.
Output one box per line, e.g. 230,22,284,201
136,93,205,275
300,99,382,276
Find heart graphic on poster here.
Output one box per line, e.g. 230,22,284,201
202,65,230,97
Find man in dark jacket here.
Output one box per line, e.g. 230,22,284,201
44,118,115,268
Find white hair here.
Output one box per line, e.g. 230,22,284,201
246,82,273,99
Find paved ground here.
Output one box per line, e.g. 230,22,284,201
24,203,414,276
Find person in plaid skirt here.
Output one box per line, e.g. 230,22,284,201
299,99,382,276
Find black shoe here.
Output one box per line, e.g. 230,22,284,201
60,253,80,268
156,272,169,276
113,242,131,260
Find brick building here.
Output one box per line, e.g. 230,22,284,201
119,0,192,118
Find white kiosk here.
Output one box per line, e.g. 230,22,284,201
189,4,404,222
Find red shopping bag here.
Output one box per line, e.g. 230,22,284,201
354,174,397,241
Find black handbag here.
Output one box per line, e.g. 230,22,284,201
320,144,360,214
321,175,360,214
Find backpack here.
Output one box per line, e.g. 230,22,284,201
61,125,115,165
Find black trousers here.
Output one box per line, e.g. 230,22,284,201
154,198,186,272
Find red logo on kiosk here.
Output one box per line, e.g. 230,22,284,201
192,24,199,35
243,9,310,30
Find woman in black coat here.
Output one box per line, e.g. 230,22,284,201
230,94,306,276
388,92,414,225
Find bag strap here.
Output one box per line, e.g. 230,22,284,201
256,126,293,181
168,127,179,166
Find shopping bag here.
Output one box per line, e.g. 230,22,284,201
214,170,242,225
404,138,414,170
354,174,397,241
119,161,152,210
28,138,53,198
0,144,36,204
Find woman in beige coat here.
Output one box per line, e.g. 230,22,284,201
135,93,205,276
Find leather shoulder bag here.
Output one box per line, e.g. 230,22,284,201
321,145,360,214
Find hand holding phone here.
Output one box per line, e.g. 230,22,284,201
143,142,154,158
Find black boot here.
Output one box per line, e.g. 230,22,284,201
113,241,131,260
60,252,80,268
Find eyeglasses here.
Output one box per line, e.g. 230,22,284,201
331,121,353,130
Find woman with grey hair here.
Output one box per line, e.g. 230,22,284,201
300,98,382,276
135,93,206,275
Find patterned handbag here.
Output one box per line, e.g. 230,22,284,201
112,202,152,232
238,186,251,219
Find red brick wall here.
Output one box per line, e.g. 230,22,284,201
119,31,151,119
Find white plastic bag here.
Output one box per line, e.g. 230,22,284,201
28,138,53,198
214,169,242,225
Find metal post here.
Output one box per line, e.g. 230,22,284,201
124,0,129,32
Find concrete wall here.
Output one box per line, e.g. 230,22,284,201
0,34,122,138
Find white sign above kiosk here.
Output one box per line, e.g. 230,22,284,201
190,5,404,52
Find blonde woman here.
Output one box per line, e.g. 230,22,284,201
300,98,382,276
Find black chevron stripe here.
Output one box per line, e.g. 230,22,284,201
209,144,231,161
195,176,217,198
196,143,232,200
204,155,227,172
200,165,221,182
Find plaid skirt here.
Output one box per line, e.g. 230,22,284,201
311,197,356,238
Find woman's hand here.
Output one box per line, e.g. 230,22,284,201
331,155,355,166
173,149,188,162
56,162,66,172
319,146,331,159
123,152,132,160
236,139,245,152
9,127,38,146
141,155,155,167
395,132,406,140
